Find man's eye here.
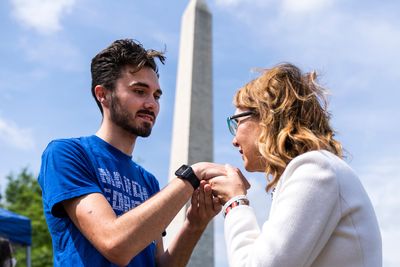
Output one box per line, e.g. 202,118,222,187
134,89,145,95
154,94,161,100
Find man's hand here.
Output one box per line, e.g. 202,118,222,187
159,181,222,267
185,180,222,232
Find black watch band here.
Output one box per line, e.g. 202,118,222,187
175,164,200,190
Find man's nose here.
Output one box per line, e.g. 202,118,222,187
143,95,158,110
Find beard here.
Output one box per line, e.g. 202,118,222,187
109,94,155,137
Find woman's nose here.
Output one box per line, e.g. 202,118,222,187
232,137,239,147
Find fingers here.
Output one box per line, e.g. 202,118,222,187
212,195,222,213
191,187,199,207
198,181,206,214
225,164,251,189
187,181,221,226
207,176,225,199
190,163,251,215
207,165,250,204
203,182,214,211
204,182,222,215
203,165,227,180
199,181,215,213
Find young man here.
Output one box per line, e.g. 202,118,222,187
38,39,224,267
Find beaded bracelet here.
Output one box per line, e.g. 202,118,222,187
222,195,247,212
223,195,249,218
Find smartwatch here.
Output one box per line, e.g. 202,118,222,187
175,164,200,190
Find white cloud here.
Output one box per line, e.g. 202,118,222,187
11,0,76,34
0,116,35,150
281,0,333,15
215,0,272,8
215,0,400,73
215,0,240,7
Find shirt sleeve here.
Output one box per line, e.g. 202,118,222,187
224,152,341,267
38,139,102,218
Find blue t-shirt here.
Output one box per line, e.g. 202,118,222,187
38,135,160,267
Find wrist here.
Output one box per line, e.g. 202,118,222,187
175,164,200,189
183,219,206,234
220,190,247,205
223,195,249,218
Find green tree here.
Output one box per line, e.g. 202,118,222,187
1,168,52,267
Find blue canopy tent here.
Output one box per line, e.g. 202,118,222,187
0,208,32,267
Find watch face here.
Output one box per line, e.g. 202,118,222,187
175,165,190,177
175,164,200,189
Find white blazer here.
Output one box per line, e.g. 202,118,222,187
224,150,382,267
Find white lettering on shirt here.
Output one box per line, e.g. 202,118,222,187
97,168,150,212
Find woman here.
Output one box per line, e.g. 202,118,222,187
209,63,382,267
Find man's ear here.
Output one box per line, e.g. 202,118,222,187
94,85,109,107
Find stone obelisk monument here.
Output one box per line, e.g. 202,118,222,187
165,0,213,266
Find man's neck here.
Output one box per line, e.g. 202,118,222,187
96,121,137,156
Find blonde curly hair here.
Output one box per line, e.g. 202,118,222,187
234,63,343,191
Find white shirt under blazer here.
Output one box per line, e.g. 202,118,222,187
224,150,382,267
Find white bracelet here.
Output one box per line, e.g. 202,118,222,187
222,195,247,212
223,195,249,217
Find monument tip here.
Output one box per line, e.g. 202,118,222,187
190,0,210,13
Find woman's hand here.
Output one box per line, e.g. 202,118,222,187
185,180,222,232
209,164,251,204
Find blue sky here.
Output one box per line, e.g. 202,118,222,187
0,0,399,266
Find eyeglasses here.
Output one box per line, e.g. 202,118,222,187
227,110,255,136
